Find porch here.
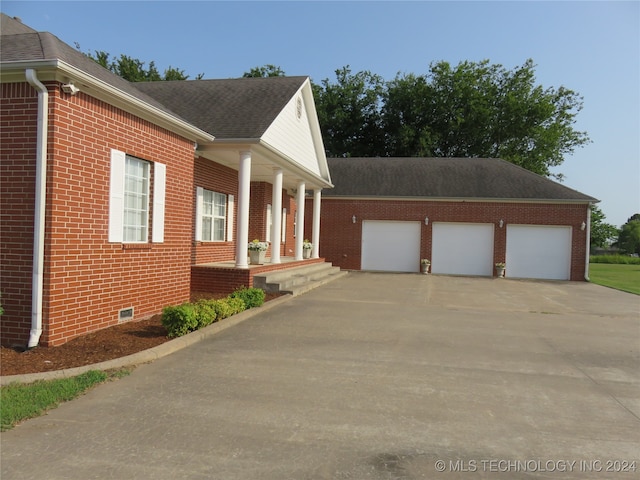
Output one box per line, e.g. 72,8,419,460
191,256,345,296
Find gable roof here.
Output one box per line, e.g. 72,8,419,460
134,77,309,139
325,157,597,203
0,14,213,142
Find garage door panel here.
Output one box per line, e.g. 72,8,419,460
506,225,571,280
432,223,494,276
361,221,421,272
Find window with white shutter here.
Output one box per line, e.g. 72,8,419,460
109,149,165,243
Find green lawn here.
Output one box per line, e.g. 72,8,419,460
589,263,640,295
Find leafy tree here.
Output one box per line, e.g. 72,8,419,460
617,215,640,255
314,59,590,177
589,205,618,248
76,44,203,81
313,66,386,157
243,64,286,78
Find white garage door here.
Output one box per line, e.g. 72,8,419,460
432,223,494,276
361,220,421,272
506,225,572,280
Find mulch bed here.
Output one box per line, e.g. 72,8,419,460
1,292,283,377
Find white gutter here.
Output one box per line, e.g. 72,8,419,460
25,69,48,349
585,204,592,281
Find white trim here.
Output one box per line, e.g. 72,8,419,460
195,187,204,241
266,204,272,246
281,207,287,243
227,194,235,242
108,149,126,243
152,162,166,243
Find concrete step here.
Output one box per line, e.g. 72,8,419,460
253,262,348,296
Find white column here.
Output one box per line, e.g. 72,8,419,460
235,151,251,268
312,189,321,258
271,168,283,264
295,180,306,260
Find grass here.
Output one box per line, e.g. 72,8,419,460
0,368,130,431
589,263,640,295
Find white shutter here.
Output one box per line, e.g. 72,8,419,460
108,149,125,242
281,208,287,243
227,194,235,241
195,187,203,241
152,162,166,243
266,204,272,244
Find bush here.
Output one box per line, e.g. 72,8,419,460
161,303,198,338
230,287,266,309
590,255,640,265
195,300,218,328
226,296,246,315
210,298,233,320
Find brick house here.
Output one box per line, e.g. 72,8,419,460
309,157,597,281
1,14,331,347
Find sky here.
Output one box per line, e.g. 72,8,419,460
4,0,639,228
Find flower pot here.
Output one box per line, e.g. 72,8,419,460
249,250,266,265
303,249,312,259
421,264,430,274
496,267,505,278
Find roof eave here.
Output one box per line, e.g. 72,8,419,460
321,195,598,204
1,60,215,143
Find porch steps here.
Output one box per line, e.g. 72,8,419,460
253,262,347,296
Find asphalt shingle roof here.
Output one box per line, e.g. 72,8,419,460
0,14,190,119
134,77,308,139
325,157,597,202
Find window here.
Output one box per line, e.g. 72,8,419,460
196,187,228,242
123,156,150,242
109,149,165,243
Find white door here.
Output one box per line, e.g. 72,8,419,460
431,222,494,276
506,225,572,280
361,220,421,272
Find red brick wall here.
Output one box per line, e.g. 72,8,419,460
0,82,40,344
311,198,590,281
1,82,197,346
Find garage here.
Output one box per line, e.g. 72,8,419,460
506,225,572,280
432,222,494,276
361,220,421,272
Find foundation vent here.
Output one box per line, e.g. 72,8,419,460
118,307,134,322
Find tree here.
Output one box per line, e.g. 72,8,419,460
76,45,203,81
617,215,640,255
313,66,385,157
243,65,286,78
314,59,590,177
589,205,618,248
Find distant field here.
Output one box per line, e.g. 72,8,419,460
589,263,640,295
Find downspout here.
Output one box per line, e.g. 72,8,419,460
584,205,592,281
25,69,49,348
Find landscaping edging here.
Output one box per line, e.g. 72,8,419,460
0,294,293,386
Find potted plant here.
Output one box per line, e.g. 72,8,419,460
420,258,431,274
248,239,269,265
303,239,313,259
495,262,506,278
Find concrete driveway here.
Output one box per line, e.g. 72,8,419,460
2,273,639,479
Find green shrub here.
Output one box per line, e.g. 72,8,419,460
195,300,218,328
590,255,640,265
230,287,266,309
161,303,198,338
211,299,234,320
226,296,246,315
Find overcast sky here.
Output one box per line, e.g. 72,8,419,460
4,0,639,227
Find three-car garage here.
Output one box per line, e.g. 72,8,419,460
359,220,574,280
318,157,596,282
